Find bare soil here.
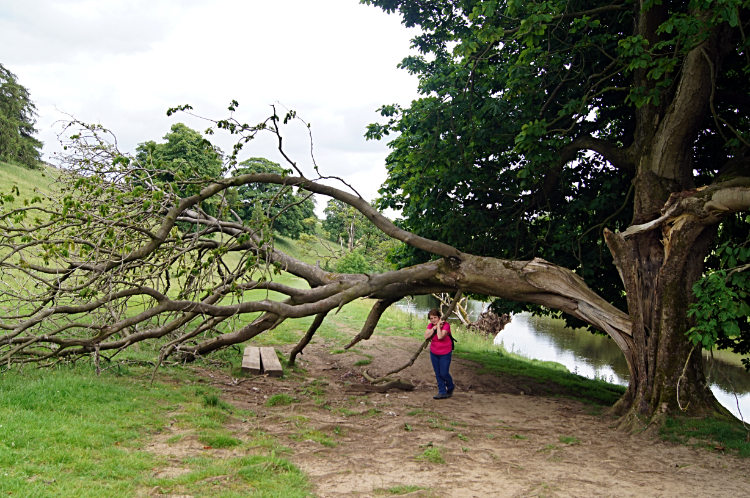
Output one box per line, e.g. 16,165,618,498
155,336,750,497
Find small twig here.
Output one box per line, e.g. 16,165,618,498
150,348,166,387
677,345,696,412
95,342,100,377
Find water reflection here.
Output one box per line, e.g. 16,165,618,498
498,313,632,384
395,297,750,419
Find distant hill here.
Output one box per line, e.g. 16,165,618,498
0,160,56,198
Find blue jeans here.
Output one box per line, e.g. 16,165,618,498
430,351,454,396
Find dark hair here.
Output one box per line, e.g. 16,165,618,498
428,308,441,318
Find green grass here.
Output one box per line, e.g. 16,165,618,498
0,160,56,195
290,429,337,448
0,368,182,496
301,380,327,398
0,364,312,497
266,393,295,407
558,435,581,445
452,327,626,406
416,446,445,464
148,453,310,497
360,408,383,418
661,417,750,457
202,393,234,411
199,433,243,448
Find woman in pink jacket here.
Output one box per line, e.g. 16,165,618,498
425,308,455,399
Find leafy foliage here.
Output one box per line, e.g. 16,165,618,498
364,0,641,326
688,228,750,370
335,250,371,274
0,63,42,168
322,198,397,271
322,199,370,251
363,0,750,335
232,157,316,239
135,122,223,199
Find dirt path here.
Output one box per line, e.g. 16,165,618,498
183,336,750,497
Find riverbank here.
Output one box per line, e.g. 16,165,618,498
397,294,750,419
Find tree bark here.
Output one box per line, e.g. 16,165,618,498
598,26,740,422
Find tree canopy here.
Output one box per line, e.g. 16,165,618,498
363,0,750,418
364,0,749,318
321,198,398,272
136,122,224,192
0,63,42,168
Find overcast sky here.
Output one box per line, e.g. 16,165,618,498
0,0,420,215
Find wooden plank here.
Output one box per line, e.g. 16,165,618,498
259,347,283,377
241,346,261,374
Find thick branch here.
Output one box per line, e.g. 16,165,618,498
565,135,635,174
345,297,400,349
289,311,328,366
621,177,750,239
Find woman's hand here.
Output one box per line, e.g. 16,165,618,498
435,320,448,340
426,314,441,339
426,315,449,340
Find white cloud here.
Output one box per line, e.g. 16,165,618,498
1,0,420,216
0,0,203,64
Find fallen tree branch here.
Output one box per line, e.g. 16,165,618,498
289,311,328,366
345,297,400,349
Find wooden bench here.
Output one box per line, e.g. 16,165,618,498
242,346,283,377
241,346,261,375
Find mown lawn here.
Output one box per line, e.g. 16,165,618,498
0,365,311,497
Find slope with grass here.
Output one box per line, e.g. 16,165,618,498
0,160,54,195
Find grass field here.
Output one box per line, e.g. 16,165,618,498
0,365,311,497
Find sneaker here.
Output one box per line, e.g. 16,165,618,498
447,388,454,398
433,394,449,400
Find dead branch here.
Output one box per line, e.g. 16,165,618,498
289,311,328,366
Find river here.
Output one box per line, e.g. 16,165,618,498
395,295,750,420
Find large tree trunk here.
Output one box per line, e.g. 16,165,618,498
598,27,736,422
605,221,729,422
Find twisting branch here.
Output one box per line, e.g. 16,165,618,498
0,113,642,373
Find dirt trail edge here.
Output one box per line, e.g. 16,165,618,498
200,335,750,497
